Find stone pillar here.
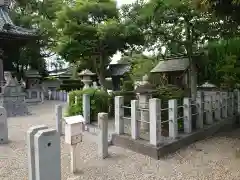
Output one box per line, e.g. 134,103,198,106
196,91,204,129
149,98,161,146
183,97,192,133
204,94,213,124
0,106,8,144
168,99,178,139
83,94,90,124
98,112,108,159
55,104,63,135
139,94,150,131
215,92,221,120
115,96,124,135
27,125,48,180
34,128,61,180
131,100,139,140
221,92,228,118
234,89,240,115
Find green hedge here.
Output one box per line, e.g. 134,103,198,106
66,88,110,122
59,79,84,92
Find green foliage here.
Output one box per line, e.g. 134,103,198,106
59,80,84,92
56,0,144,88
203,38,240,88
67,88,110,121
121,80,134,91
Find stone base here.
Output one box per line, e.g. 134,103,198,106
112,116,239,160
0,95,30,117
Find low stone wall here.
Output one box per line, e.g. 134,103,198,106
112,116,239,159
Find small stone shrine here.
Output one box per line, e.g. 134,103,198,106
0,71,29,117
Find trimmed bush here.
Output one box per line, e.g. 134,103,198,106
66,88,110,122
59,79,84,92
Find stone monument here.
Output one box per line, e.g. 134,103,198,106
0,71,29,117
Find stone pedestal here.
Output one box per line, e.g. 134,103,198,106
0,72,29,117
139,94,151,131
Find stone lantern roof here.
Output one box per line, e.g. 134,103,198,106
135,83,157,94
78,69,96,76
25,69,41,78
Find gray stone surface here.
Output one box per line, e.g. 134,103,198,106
34,128,61,180
27,125,48,180
83,94,90,124
55,104,63,135
0,73,29,117
0,106,7,144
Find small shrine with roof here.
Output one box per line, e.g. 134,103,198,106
0,0,38,116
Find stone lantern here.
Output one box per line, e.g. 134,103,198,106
135,74,157,131
79,69,96,89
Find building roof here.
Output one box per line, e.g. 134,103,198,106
0,7,37,38
151,57,189,73
108,64,131,76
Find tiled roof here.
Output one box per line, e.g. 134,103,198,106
0,7,37,37
108,64,131,76
151,57,189,73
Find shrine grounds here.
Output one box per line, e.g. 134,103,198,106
1,101,240,180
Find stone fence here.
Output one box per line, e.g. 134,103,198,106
114,90,240,146
48,90,68,102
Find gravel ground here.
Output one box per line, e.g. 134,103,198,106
1,101,240,180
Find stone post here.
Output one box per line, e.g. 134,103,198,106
221,92,228,118
204,94,213,124
0,107,8,144
183,98,192,133
149,98,161,146
228,92,234,117
27,125,48,180
98,112,108,159
115,96,124,135
83,94,90,124
234,89,240,115
196,91,204,129
215,92,221,120
55,104,63,135
139,94,150,131
67,93,70,104
168,99,178,139
75,96,78,105
131,100,139,140
34,128,61,180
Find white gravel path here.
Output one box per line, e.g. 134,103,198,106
1,101,240,180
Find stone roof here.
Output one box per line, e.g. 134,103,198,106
0,7,37,38
108,64,131,76
25,69,41,78
151,57,189,73
79,69,96,76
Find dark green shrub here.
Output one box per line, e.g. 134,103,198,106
121,80,134,91
59,80,84,92
153,85,185,134
66,88,110,122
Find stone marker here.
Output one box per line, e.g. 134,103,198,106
0,106,7,144
55,104,63,135
98,112,108,159
27,125,48,180
83,94,90,124
34,128,61,180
